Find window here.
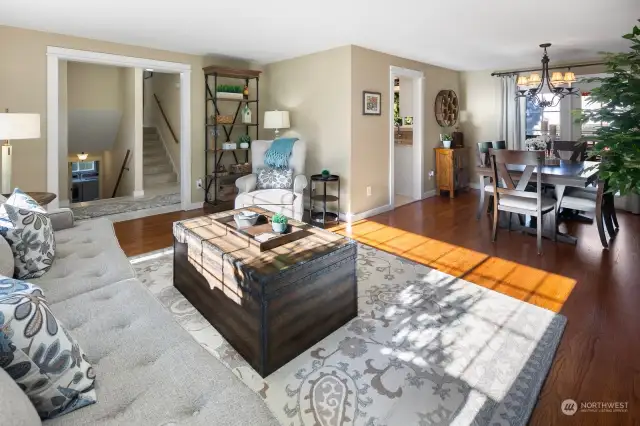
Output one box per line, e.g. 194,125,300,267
71,161,96,172
581,93,609,137
525,93,561,137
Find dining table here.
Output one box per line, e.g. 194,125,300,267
476,160,600,245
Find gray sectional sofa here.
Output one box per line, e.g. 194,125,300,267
2,211,279,426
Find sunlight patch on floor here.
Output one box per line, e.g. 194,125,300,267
334,220,576,313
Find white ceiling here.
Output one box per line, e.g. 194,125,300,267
1,0,638,71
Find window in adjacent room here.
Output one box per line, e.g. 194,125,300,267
71,161,96,172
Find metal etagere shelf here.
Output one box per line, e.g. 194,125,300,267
203,65,261,205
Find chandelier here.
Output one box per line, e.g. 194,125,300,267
516,43,578,108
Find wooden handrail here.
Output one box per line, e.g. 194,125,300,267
153,93,179,144
112,149,131,198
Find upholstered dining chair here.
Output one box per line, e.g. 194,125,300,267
235,139,308,220
560,179,619,248
489,149,557,254
476,141,507,219
493,140,507,150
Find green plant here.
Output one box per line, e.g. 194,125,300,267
216,84,244,94
321,169,330,176
237,134,252,145
272,213,288,225
441,133,453,141
579,20,640,195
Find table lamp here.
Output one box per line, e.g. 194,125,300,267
0,109,41,193
264,110,290,138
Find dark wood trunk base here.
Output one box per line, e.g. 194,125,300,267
173,238,357,377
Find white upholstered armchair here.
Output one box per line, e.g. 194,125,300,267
235,139,307,220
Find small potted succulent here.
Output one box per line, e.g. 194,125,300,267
238,134,251,149
321,169,330,179
441,133,453,148
271,213,288,233
216,84,244,100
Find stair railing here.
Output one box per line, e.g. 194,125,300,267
111,149,131,198
153,93,179,144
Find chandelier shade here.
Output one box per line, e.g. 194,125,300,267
515,43,579,107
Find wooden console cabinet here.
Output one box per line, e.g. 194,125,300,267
434,147,469,198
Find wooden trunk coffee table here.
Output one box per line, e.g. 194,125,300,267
173,207,357,377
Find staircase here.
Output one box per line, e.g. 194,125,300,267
143,127,178,194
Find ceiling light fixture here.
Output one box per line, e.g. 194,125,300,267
77,152,88,161
516,43,579,107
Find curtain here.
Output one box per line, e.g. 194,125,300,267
498,75,524,149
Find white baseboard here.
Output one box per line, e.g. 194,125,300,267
422,190,436,199
133,190,145,198
58,199,70,208
345,203,394,223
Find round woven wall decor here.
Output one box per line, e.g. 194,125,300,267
434,90,459,127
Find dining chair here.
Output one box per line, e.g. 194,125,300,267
560,180,619,248
553,141,587,162
489,149,557,254
476,142,494,219
476,141,509,219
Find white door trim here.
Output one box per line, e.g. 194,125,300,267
46,46,192,211
389,66,424,208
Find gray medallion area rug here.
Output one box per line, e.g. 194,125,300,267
132,244,566,426
71,192,180,220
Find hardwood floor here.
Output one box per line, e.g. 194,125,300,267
113,192,639,425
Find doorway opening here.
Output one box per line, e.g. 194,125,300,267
388,66,424,209
46,47,192,221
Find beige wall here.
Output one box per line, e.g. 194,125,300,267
67,62,122,109
149,72,181,177
350,46,460,214
263,46,352,211
458,71,500,178
0,24,253,204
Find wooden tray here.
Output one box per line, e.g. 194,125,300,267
214,215,311,252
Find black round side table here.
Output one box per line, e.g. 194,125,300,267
309,174,340,227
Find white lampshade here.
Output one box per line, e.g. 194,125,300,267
263,111,290,130
0,113,41,140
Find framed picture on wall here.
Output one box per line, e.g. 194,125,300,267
362,91,382,115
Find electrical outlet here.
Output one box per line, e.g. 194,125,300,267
196,178,203,189
428,170,435,179
366,186,372,197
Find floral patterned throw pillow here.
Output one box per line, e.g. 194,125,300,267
0,189,46,232
1,204,56,279
256,168,293,190
0,277,96,419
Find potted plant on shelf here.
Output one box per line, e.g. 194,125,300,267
580,20,640,213
271,213,288,233
216,84,244,100
238,134,251,149
441,133,453,149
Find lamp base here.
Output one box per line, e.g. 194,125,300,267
1,142,11,194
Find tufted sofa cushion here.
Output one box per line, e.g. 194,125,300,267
29,219,134,304
43,278,279,426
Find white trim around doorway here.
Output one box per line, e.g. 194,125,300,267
388,66,424,209
46,46,192,211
